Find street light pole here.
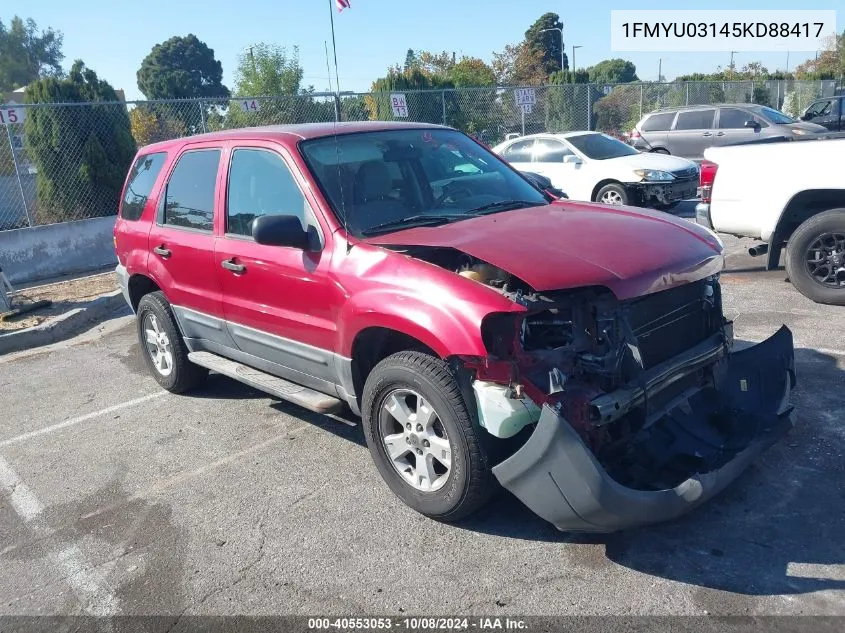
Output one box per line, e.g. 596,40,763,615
572,45,583,75
540,27,565,72
729,51,738,78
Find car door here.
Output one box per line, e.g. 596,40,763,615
214,141,340,393
714,107,764,147
803,98,840,131
499,138,535,171
666,108,716,159
530,138,583,199
147,143,231,347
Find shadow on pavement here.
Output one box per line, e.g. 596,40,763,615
459,346,845,597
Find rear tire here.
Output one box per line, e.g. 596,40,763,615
595,183,629,206
784,209,845,306
361,351,496,522
136,292,209,392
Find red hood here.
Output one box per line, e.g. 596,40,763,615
364,202,723,300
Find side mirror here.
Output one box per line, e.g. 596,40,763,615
252,214,320,251
563,154,581,164
744,119,761,130
800,112,812,121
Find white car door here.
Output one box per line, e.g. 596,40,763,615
499,138,536,173
531,138,590,201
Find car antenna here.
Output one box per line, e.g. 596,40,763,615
326,3,351,254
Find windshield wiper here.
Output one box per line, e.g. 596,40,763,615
360,214,468,237
467,200,542,216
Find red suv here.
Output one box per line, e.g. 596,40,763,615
114,122,795,532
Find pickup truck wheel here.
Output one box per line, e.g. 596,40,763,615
361,351,495,522
136,292,209,392
785,209,845,306
596,183,629,206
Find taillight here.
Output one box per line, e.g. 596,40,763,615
630,129,641,139
699,160,718,203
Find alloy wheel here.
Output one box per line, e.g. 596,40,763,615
601,190,624,205
378,389,452,492
143,313,174,377
805,232,845,289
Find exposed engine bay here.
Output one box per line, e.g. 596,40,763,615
397,245,785,493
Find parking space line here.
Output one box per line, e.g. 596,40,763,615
0,391,167,449
0,455,119,615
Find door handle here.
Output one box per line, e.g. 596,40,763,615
716,132,725,137
702,132,713,137
221,259,246,274
153,245,171,258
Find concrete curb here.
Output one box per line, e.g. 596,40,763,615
0,290,127,356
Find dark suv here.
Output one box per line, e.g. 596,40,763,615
114,121,795,532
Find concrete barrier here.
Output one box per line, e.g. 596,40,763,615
0,216,117,284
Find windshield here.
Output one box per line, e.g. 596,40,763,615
299,128,548,236
566,133,640,160
759,106,797,125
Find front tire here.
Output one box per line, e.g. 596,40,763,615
136,292,209,392
596,183,629,206
361,351,496,522
785,209,845,306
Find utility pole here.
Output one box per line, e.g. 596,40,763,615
729,51,738,78
658,58,662,82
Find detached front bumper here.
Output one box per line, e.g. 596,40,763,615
492,326,796,533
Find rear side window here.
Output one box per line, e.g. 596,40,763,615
501,139,534,161
121,152,167,221
163,150,221,232
641,112,676,132
675,109,715,130
533,140,574,162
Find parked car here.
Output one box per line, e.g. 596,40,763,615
114,121,795,532
493,131,698,208
519,170,567,199
800,95,844,131
631,104,828,160
696,135,845,305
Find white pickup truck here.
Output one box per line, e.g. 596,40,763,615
695,136,845,305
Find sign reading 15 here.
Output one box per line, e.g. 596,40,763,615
0,107,25,125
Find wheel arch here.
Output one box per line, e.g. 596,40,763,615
127,273,161,312
591,179,626,202
767,189,845,270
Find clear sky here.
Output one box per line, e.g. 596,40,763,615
18,0,844,100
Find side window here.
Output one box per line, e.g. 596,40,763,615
163,149,221,231
501,139,534,162
806,100,833,118
718,108,753,129
226,148,309,237
674,109,715,130
121,152,167,221
641,112,676,132
533,140,573,162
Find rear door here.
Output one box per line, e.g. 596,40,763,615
637,111,676,152
714,107,763,147
666,108,716,159
147,143,230,346
214,141,339,392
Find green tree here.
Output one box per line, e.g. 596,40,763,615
795,30,845,79
0,16,63,91
449,57,496,87
492,42,547,85
235,43,303,97
25,61,136,224
137,34,228,99
586,59,638,84
524,12,567,75
366,67,453,123
404,49,418,71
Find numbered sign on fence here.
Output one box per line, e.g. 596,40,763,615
0,106,24,125
520,103,533,115
514,88,536,107
390,93,409,118
239,99,260,113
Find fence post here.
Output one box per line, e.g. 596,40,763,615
441,90,447,126
198,100,208,133
685,83,689,105
749,81,754,103
586,84,592,131
639,84,644,119
5,124,32,228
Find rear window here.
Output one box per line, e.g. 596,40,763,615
641,112,676,132
120,152,167,221
675,109,715,130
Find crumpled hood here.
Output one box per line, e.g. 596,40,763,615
364,202,724,300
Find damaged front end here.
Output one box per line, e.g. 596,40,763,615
464,276,796,532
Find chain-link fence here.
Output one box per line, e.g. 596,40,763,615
1,79,836,231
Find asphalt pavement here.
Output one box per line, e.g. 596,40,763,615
0,217,843,618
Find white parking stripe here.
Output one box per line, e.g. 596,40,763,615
0,392,166,449
0,455,119,615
